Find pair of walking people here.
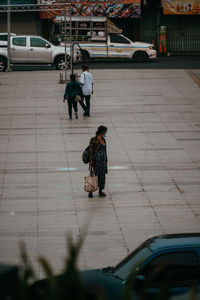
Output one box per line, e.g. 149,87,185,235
63,66,93,120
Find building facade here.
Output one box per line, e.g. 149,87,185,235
141,0,200,54
0,0,39,35
0,0,199,54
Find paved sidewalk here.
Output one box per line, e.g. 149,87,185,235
0,69,200,277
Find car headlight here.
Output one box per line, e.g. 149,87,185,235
149,46,153,50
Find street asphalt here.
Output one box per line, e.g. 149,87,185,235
0,66,200,278
11,55,200,72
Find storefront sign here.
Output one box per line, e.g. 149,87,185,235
38,0,141,18
163,0,200,15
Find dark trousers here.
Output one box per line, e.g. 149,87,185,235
84,95,91,115
67,98,77,118
79,99,87,113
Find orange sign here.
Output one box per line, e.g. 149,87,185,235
163,0,200,15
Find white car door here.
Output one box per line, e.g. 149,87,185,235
108,34,132,58
27,37,52,63
10,37,28,63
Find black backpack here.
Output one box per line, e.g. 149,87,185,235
82,146,90,164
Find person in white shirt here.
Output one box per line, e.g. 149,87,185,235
80,65,93,117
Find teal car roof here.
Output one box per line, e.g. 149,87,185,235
146,233,200,252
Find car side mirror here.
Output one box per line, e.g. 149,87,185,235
134,275,146,291
46,44,51,48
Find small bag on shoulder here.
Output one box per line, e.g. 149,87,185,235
73,82,83,102
82,146,90,164
75,94,82,102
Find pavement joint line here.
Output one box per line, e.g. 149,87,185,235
0,98,14,210
185,70,200,88
107,112,131,254
0,232,80,237
129,103,183,234
0,134,200,138
1,165,200,173
59,97,88,268
0,203,194,216
0,211,77,216
0,166,197,172
177,138,200,141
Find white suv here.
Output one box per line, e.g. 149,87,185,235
0,35,80,71
0,33,16,47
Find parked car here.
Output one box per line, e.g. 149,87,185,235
0,35,80,72
97,233,200,299
30,233,200,300
0,33,16,47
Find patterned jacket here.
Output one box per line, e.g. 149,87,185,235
89,136,108,173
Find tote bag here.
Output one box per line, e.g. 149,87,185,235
84,173,98,192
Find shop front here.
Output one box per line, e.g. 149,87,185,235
141,0,200,54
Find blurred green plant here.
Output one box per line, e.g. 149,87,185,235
18,235,105,300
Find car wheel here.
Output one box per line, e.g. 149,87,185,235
0,57,7,72
55,56,71,70
133,51,148,63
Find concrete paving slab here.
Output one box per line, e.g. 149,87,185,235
0,68,200,276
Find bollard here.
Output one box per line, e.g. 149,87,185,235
59,73,63,84
59,73,68,84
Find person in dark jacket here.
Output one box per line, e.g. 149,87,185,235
88,126,108,198
63,74,87,120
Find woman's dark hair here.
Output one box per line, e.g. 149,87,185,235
96,126,107,136
70,74,76,82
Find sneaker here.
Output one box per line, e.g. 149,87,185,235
99,192,106,197
75,113,78,119
68,117,72,120
88,192,93,198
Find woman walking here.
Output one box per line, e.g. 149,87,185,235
88,126,108,198
63,74,87,120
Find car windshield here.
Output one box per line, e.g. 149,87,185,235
113,243,152,280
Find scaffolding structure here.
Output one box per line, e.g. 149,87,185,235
0,0,134,12
0,2,72,79
0,3,70,13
